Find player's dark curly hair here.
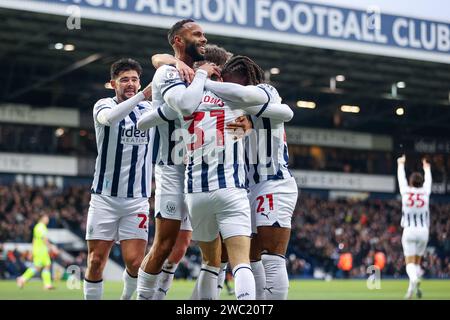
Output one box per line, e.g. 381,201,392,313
168,19,195,46
409,172,424,188
110,58,142,79
221,55,265,85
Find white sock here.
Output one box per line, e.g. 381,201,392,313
121,269,137,300
406,263,418,282
84,279,103,300
262,254,289,300
197,264,220,300
406,263,418,292
216,262,228,298
232,263,255,300
415,264,422,279
251,260,266,300
136,268,160,300
154,260,178,300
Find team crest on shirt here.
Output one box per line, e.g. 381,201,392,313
165,200,177,215
166,69,178,80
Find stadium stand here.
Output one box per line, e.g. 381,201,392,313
1,183,448,280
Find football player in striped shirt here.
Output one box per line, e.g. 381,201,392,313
140,70,254,301
138,56,292,300
397,155,432,299
144,44,234,300
136,19,221,300
204,56,298,300
84,58,153,300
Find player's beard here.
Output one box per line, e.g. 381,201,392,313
186,41,204,62
120,88,136,101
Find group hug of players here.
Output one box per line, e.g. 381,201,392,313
18,19,432,301
84,18,297,300
85,18,433,301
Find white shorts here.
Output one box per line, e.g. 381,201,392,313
402,227,429,257
249,178,298,233
86,194,150,242
155,193,192,231
155,164,184,195
185,188,251,242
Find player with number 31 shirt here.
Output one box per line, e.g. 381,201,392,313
204,55,298,300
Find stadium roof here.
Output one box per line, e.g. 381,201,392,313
1,8,450,137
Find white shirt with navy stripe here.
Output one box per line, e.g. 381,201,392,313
181,90,246,193
245,84,293,188
151,64,187,195
398,164,432,229
91,97,154,198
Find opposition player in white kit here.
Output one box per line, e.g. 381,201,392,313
84,58,153,300
397,155,432,299
136,19,222,300
205,56,297,300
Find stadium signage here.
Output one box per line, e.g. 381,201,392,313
291,169,395,192
0,104,80,127
414,138,450,154
0,153,78,175
1,0,449,63
286,126,392,151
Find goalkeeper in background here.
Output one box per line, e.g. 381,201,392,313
16,214,58,290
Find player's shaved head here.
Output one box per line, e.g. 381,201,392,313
409,172,424,188
168,19,195,45
221,55,265,85
168,19,206,64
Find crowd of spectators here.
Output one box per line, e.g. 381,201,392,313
287,194,450,279
1,183,449,280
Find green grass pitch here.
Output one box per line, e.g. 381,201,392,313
1,279,449,300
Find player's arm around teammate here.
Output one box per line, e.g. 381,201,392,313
137,20,223,301
137,60,224,299
206,56,298,300
204,78,294,122
136,55,211,131
151,53,195,83
84,59,153,300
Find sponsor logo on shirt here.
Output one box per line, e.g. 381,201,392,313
166,69,178,80
121,126,149,145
